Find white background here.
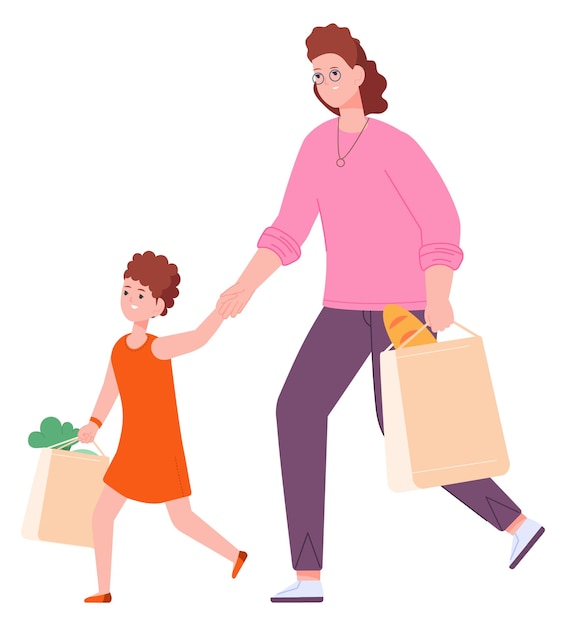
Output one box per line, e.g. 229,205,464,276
1,1,564,624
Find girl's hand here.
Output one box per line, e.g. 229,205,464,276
78,422,99,444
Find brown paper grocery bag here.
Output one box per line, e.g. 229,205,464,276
22,438,109,547
380,323,509,492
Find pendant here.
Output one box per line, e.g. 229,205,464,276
336,158,345,167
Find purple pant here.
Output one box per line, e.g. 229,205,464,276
276,308,521,571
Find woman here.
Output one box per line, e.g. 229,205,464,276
78,251,247,603
217,24,544,602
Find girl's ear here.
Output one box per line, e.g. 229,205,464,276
354,65,366,87
153,298,166,317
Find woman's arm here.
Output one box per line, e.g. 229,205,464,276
77,360,119,442
216,134,321,319
385,131,462,333
384,131,464,271
425,264,454,332
216,248,282,319
151,309,226,360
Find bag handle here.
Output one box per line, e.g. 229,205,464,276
48,436,105,456
386,321,479,351
450,321,478,337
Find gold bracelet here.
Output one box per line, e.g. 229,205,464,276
90,416,103,428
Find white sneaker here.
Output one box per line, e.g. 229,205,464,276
509,519,545,569
270,580,324,603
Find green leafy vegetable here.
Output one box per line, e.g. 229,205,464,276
28,416,79,451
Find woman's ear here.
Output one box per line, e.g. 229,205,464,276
153,298,166,317
354,65,366,87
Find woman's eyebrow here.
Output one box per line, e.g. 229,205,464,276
123,284,147,292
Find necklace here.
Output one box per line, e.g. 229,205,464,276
336,118,369,167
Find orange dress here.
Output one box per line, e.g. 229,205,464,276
103,334,192,502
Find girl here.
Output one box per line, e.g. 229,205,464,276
78,251,246,602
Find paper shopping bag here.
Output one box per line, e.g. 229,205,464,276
22,439,109,547
380,323,509,492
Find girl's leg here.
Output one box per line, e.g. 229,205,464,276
166,496,240,566
91,485,127,595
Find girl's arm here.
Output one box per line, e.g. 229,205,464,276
151,309,224,360
77,360,119,443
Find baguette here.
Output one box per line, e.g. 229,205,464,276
382,304,436,348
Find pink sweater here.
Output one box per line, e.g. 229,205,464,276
257,118,463,311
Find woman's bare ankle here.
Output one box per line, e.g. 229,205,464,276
297,570,321,581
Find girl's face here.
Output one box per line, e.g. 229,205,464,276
121,278,164,323
311,53,365,111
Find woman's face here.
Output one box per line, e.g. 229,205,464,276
311,53,365,110
121,277,164,323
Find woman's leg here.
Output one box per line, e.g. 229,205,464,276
276,308,372,574
166,496,241,566
91,485,127,595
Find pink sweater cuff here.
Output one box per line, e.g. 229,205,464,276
257,227,301,266
419,243,463,271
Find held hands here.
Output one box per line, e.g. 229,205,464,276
424,299,454,333
77,422,99,444
216,282,254,319
216,249,281,318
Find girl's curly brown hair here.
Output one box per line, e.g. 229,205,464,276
306,23,388,116
124,251,180,316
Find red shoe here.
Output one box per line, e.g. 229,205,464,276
232,551,247,578
84,593,112,603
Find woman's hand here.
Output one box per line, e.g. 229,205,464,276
216,249,282,319
78,422,99,444
425,298,454,332
216,282,255,319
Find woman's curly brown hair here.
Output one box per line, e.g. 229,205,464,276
306,23,388,116
124,251,180,316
